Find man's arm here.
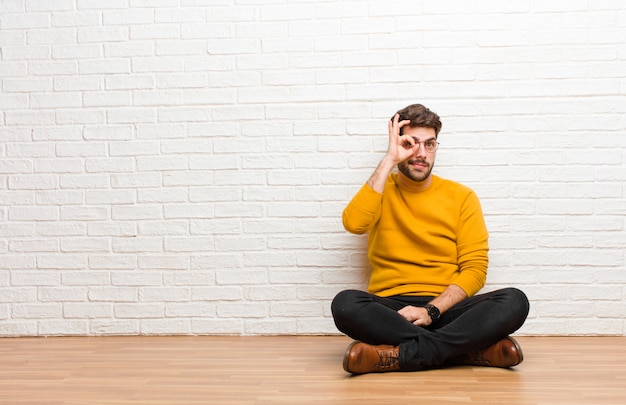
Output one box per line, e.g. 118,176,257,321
397,285,467,327
427,284,468,314
366,156,396,193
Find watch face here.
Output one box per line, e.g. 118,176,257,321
427,304,440,320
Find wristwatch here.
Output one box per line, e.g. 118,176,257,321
424,304,441,321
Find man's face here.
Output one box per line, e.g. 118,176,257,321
397,126,437,183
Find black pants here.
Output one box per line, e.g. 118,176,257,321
331,288,530,371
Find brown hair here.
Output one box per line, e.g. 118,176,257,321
393,104,442,137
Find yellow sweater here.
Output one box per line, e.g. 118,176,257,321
342,173,489,298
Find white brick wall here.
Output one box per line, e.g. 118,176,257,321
1,1,625,336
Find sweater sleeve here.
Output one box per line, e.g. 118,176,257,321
451,191,489,296
342,183,383,235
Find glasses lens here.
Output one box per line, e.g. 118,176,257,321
425,142,438,153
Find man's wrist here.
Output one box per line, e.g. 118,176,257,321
380,155,398,171
424,304,441,321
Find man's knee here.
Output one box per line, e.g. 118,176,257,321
501,287,530,321
331,289,360,319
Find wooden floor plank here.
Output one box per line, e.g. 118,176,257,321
0,336,625,404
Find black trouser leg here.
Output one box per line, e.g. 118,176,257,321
331,288,529,371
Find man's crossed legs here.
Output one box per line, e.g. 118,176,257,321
331,288,530,374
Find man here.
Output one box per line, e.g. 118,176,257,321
331,103,529,375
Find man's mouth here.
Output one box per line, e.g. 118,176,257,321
409,160,428,168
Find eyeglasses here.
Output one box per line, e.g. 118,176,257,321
411,138,439,153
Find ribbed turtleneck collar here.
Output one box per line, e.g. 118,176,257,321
396,171,435,192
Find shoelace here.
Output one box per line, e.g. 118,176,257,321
375,349,399,370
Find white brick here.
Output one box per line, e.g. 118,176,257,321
36,222,85,237
112,205,162,220
163,271,214,287
138,287,190,302
79,59,130,75
39,287,87,302
39,320,89,336
132,56,183,72
52,11,100,27
139,220,189,235
10,239,59,253
165,303,215,317
0,61,28,78
62,271,112,285
190,218,240,234
11,271,60,286
77,27,128,43
155,8,204,23
137,255,188,270
31,92,82,109
9,175,58,190
61,237,109,253
85,158,135,174
153,40,205,56
104,74,155,90
207,39,261,54
26,0,74,12
27,28,76,45
64,303,113,318
37,254,87,270
218,268,268,286
13,303,62,319
245,319,297,335
130,24,180,40
217,302,266,318
141,319,191,335
164,203,215,219
192,286,242,301
138,188,188,203
192,318,243,334
90,320,140,335
107,107,157,124
137,156,187,171
111,173,161,188
89,287,138,302
114,303,164,318
244,252,296,268
1,13,49,30
59,174,109,189
88,255,137,270
52,44,102,60
1,45,50,61
102,10,154,25
164,237,213,252
56,109,106,125
0,322,38,336
112,272,162,287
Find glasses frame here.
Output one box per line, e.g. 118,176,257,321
410,137,439,153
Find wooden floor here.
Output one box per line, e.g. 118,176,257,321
1,336,625,404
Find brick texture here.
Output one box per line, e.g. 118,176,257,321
0,1,625,336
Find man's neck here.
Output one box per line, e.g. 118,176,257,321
397,171,433,191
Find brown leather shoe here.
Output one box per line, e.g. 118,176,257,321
461,336,524,368
343,341,400,374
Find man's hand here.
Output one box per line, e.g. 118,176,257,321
398,285,469,327
366,114,420,193
397,305,432,327
386,114,420,164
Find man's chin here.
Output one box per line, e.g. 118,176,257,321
398,166,432,183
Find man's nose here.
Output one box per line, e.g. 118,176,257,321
412,141,427,157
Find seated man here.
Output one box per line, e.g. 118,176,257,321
331,103,530,374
